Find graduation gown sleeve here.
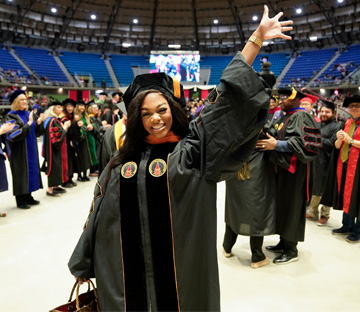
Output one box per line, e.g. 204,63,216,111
180,52,270,182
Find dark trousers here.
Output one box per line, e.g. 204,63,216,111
278,237,298,256
341,212,360,235
15,193,33,206
223,224,266,262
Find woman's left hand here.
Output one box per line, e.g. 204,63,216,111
254,5,293,41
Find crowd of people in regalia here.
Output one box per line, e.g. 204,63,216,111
0,90,126,212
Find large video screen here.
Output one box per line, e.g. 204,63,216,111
150,52,200,82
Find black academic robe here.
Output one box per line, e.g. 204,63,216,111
98,118,126,175
6,111,44,196
311,119,340,196
72,120,91,173
68,52,270,312
225,120,276,237
225,147,276,236
0,125,11,192
321,118,360,219
60,114,78,179
42,117,68,187
89,115,105,161
268,109,322,242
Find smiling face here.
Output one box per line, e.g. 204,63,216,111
141,92,173,139
348,102,360,119
53,105,63,116
77,104,85,113
269,98,277,110
15,94,28,111
320,106,335,124
65,104,74,114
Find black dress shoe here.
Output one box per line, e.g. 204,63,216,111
265,245,285,253
83,176,90,181
28,199,40,205
77,176,86,182
70,180,77,187
46,191,61,197
53,187,66,194
61,182,73,188
17,204,31,209
273,253,299,265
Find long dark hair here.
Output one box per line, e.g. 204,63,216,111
104,89,189,187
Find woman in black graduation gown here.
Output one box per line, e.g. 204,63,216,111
73,101,92,181
69,7,293,311
42,101,71,196
6,90,44,209
60,98,78,187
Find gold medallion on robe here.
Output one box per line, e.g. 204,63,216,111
278,123,284,131
121,162,137,178
149,159,167,177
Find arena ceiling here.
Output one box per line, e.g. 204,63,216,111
0,0,359,55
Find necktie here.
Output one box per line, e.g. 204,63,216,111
341,120,356,163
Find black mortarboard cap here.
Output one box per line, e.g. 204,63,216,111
48,100,63,108
9,90,26,104
62,98,77,107
320,99,336,111
343,95,360,108
76,100,88,106
123,73,186,109
99,92,108,97
277,87,306,100
87,100,96,106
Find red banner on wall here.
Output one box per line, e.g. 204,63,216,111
68,90,90,102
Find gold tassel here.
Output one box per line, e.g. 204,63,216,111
238,162,250,181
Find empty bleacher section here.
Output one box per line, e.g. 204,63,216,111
318,44,360,85
201,53,289,85
280,48,337,87
110,55,148,87
59,51,113,88
13,47,69,85
0,46,31,83
200,56,233,85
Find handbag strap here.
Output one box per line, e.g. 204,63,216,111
75,279,99,311
68,280,90,303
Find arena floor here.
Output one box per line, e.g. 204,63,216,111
1,146,360,311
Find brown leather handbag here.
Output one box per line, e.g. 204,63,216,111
49,280,100,312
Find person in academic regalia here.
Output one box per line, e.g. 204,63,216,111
101,98,121,126
98,116,126,176
321,95,360,243
257,87,322,264
6,90,44,209
68,7,293,311
222,117,276,269
42,101,71,196
60,99,78,188
88,101,109,176
73,101,93,181
95,91,108,109
299,94,321,122
0,121,15,217
306,100,340,226
268,95,283,123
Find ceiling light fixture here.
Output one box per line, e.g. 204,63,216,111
296,8,302,14
122,43,132,48
90,14,96,20
309,36,318,42
252,16,258,21
133,19,138,24
51,8,57,13
213,19,218,24
168,44,181,49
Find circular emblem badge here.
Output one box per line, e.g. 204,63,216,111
149,159,167,177
278,123,284,131
274,124,278,130
121,162,137,178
